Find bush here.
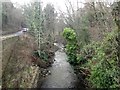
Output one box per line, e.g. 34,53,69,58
79,31,120,88
62,28,77,42
90,31,119,88
62,28,79,65
33,50,49,61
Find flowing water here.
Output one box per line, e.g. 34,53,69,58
40,43,79,88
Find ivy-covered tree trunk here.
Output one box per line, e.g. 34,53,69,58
34,2,43,50
24,1,44,50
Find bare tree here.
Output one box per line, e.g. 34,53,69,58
43,4,56,43
2,2,24,34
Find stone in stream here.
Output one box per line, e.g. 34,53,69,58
40,69,51,77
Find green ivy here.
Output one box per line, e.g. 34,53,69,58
62,28,79,65
79,30,120,88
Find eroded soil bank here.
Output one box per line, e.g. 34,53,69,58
2,34,58,88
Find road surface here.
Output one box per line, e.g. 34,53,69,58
1,30,24,40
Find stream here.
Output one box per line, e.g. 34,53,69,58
39,43,79,88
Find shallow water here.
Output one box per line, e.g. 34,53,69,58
40,43,78,88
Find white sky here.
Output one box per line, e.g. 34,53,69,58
10,0,117,12
10,0,85,11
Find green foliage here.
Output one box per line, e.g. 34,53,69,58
33,50,48,61
65,43,78,65
79,30,120,88
76,54,86,65
63,28,77,42
63,28,79,65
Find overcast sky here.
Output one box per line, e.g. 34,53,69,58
10,0,86,11
10,0,116,12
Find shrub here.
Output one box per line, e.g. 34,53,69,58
79,31,120,88
33,50,49,61
89,31,119,88
62,28,79,65
62,28,77,43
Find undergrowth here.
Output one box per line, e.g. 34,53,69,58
63,27,120,88
78,30,120,88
